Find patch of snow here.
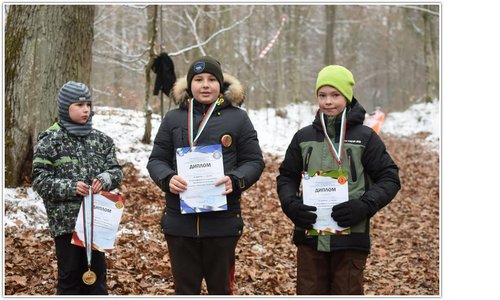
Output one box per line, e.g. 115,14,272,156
3,100,440,230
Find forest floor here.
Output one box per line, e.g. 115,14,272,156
4,134,439,296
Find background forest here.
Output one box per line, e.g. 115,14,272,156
92,4,439,112
4,4,439,187
6,1,500,298
3,3,443,296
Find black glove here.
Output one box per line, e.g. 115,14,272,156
331,199,369,227
284,201,317,229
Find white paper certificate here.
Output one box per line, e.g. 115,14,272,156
72,192,125,252
302,172,349,232
176,144,227,214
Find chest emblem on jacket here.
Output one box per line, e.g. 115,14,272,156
220,134,233,148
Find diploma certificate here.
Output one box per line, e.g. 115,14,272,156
72,192,126,253
302,171,349,233
176,144,227,214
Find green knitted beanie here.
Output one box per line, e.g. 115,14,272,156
315,65,355,102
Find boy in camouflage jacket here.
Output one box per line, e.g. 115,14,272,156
32,81,123,295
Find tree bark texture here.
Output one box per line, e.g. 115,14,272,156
423,5,439,102
5,5,95,187
324,5,336,66
141,5,158,144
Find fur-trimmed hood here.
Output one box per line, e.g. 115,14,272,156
170,73,245,107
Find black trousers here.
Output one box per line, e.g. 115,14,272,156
165,234,239,295
54,234,107,295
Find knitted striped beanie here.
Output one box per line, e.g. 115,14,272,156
57,81,94,136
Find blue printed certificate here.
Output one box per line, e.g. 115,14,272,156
176,144,227,214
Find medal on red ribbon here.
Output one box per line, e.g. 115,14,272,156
188,97,221,148
82,185,97,285
320,109,349,183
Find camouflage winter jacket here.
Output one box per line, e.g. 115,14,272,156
32,122,123,237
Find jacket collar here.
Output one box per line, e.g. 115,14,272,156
171,73,245,108
312,97,367,131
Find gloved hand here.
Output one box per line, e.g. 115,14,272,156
331,199,369,227
283,201,317,229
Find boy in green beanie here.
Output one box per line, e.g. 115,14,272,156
277,65,400,295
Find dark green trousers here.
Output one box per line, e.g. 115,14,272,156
296,244,368,295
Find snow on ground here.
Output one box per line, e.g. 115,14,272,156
382,100,440,149
3,100,440,231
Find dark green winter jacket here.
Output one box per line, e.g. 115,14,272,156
32,122,123,237
277,98,400,252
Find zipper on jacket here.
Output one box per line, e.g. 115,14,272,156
303,146,313,172
346,148,357,182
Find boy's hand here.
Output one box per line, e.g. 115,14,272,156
169,175,188,194
284,201,317,229
76,181,90,196
92,178,103,194
215,176,233,195
76,179,103,196
331,199,369,227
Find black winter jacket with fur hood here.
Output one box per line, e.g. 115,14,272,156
147,73,264,238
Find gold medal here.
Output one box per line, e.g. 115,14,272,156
115,201,124,209
338,175,347,185
82,269,97,285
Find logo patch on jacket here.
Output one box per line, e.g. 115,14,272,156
220,134,233,148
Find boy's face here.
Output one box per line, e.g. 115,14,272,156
68,101,92,124
317,86,347,117
191,73,221,104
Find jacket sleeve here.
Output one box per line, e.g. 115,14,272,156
147,116,177,192
360,131,401,217
95,139,123,191
276,131,303,210
32,135,78,201
226,113,264,192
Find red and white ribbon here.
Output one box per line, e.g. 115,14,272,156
258,15,288,59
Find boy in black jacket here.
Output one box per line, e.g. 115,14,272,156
277,65,400,295
148,56,264,295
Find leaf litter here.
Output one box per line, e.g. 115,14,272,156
4,134,439,295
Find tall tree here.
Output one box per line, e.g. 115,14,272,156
141,5,158,144
87,4,438,113
4,5,95,187
423,5,439,102
324,5,336,65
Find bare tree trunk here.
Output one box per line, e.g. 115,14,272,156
324,5,336,65
5,5,95,187
141,5,158,144
273,8,284,109
293,7,302,104
423,5,439,102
